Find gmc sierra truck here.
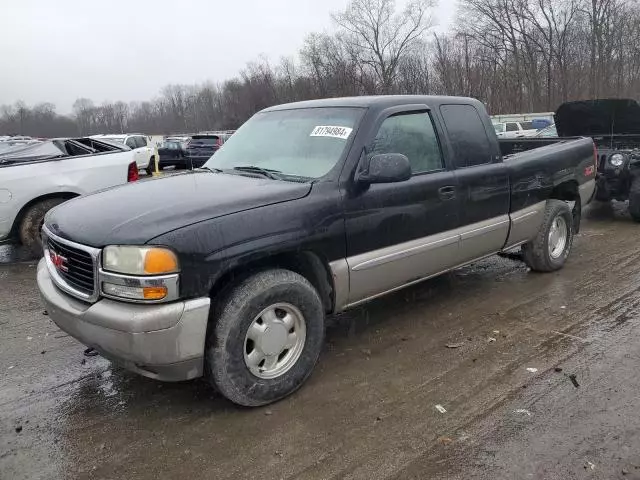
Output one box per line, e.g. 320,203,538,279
38,96,596,406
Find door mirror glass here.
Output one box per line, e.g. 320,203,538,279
357,153,411,184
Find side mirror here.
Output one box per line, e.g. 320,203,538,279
356,153,412,185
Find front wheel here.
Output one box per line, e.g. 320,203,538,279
522,199,574,272
205,269,325,406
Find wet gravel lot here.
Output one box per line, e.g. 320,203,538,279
2,201,640,480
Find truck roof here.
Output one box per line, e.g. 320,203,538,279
262,95,483,112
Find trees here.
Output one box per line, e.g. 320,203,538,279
332,0,436,93
3,0,640,138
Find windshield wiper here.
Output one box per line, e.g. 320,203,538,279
201,166,222,173
232,166,282,180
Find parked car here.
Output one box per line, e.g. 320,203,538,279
531,118,552,130
92,134,155,173
38,95,595,406
0,137,138,254
157,140,186,170
493,121,539,138
184,132,234,168
555,98,640,221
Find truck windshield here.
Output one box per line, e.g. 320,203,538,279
205,107,363,179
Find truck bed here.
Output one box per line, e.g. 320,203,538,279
499,137,577,158
500,135,638,172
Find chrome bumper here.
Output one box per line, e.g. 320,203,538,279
37,259,210,381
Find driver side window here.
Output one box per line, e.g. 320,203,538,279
371,112,444,174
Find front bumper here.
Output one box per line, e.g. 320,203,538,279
37,259,210,381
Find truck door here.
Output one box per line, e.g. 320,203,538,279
343,108,459,305
439,104,510,263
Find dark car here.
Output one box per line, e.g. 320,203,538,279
157,140,186,170
184,132,234,168
38,95,595,407
555,99,640,220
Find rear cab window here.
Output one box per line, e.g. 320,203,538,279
125,137,137,149
135,136,147,148
439,104,494,168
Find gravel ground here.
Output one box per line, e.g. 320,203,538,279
1,201,640,480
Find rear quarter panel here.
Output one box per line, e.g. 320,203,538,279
504,137,595,212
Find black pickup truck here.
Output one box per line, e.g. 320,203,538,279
38,96,596,406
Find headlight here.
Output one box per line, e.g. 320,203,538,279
103,246,179,275
610,154,625,167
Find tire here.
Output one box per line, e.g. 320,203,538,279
19,198,65,255
628,177,640,222
206,269,325,407
522,199,574,272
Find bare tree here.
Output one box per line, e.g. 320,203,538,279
72,98,95,135
6,0,640,137
332,0,436,93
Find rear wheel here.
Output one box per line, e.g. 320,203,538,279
628,177,640,222
522,199,574,272
205,269,325,406
19,198,65,255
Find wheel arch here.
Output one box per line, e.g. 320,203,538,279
208,251,335,314
550,180,581,233
10,192,80,242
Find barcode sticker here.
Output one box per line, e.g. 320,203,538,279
310,126,353,139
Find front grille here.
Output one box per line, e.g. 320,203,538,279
47,235,95,296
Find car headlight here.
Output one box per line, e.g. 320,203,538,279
103,246,179,275
610,154,625,167
101,246,179,302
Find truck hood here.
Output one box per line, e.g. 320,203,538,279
555,99,640,137
45,171,312,247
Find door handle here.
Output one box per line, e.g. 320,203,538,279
438,186,456,200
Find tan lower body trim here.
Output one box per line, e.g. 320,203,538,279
342,251,500,310
503,201,546,249
329,203,549,312
336,216,509,310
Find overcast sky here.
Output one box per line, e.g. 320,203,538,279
2,0,458,113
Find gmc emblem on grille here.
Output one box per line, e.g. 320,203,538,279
49,250,68,272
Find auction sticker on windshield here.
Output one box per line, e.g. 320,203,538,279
310,126,353,139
